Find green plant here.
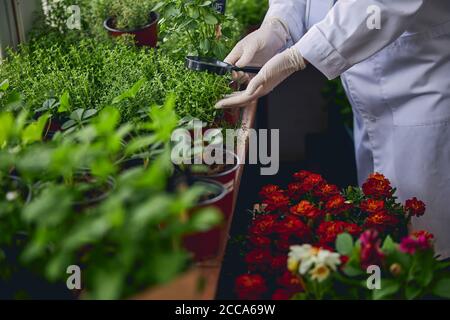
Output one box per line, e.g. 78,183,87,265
156,0,243,60
0,95,223,299
227,0,268,28
94,0,157,30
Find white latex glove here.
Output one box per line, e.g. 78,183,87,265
225,18,290,83
215,47,306,109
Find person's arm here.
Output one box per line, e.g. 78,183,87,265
263,0,308,46
295,0,425,80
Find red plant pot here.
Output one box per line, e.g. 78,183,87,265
104,12,159,47
192,149,240,220
183,179,228,261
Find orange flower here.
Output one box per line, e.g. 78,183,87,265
317,221,362,245
287,182,304,199
259,184,283,199
293,170,313,181
412,230,434,241
360,199,385,214
362,173,393,198
262,192,290,212
249,214,277,235
325,195,351,214
313,183,339,200
405,197,426,217
301,174,325,193
235,274,267,300
290,200,322,220
364,211,399,232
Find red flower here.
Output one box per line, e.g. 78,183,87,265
313,183,340,200
249,235,271,249
360,199,385,214
272,289,293,300
359,229,384,270
362,173,393,198
405,197,426,217
301,174,325,193
274,216,310,239
277,235,292,252
262,192,290,212
277,271,304,293
293,170,313,181
245,249,272,273
399,234,432,255
287,182,305,200
235,274,267,300
317,221,362,245
412,230,434,241
259,184,283,199
271,256,287,274
249,215,277,236
290,200,323,220
325,195,351,214
364,211,399,233
340,255,349,266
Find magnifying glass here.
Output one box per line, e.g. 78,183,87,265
185,56,261,75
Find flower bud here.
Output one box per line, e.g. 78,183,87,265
390,263,402,276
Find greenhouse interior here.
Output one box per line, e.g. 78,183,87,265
1,0,450,304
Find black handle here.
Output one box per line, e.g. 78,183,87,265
232,66,261,74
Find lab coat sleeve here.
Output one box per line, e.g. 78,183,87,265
264,0,308,45
295,0,425,80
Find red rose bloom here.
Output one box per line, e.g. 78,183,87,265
313,183,340,200
262,192,290,212
301,174,325,193
317,221,362,245
272,289,293,300
259,184,283,199
235,274,267,300
245,249,272,273
364,211,399,233
360,199,385,214
277,271,304,293
249,214,277,236
404,197,426,217
359,229,384,269
249,235,272,248
362,173,393,198
293,170,313,181
290,200,323,220
325,195,351,214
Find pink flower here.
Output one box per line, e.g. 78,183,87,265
399,235,432,255
359,230,384,269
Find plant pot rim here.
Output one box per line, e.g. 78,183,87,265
104,11,159,33
194,178,227,206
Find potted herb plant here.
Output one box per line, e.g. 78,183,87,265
101,0,159,47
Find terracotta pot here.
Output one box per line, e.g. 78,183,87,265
183,179,228,261
104,12,159,47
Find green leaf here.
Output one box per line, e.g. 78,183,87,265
61,119,76,130
82,109,98,119
336,233,354,256
0,112,14,146
204,13,218,25
21,113,50,145
58,91,70,113
0,79,10,92
373,280,400,300
187,208,222,233
432,278,450,298
405,285,422,300
381,235,396,252
112,78,146,104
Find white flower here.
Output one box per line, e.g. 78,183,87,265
310,264,331,282
6,191,18,201
288,244,341,275
316,249,341,271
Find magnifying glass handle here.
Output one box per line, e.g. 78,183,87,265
233,66,261,74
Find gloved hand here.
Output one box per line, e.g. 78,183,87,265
225,18,291,83
215,47,307,109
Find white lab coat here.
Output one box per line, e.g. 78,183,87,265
265,0,450,258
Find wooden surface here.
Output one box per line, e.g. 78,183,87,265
134,100,258,300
